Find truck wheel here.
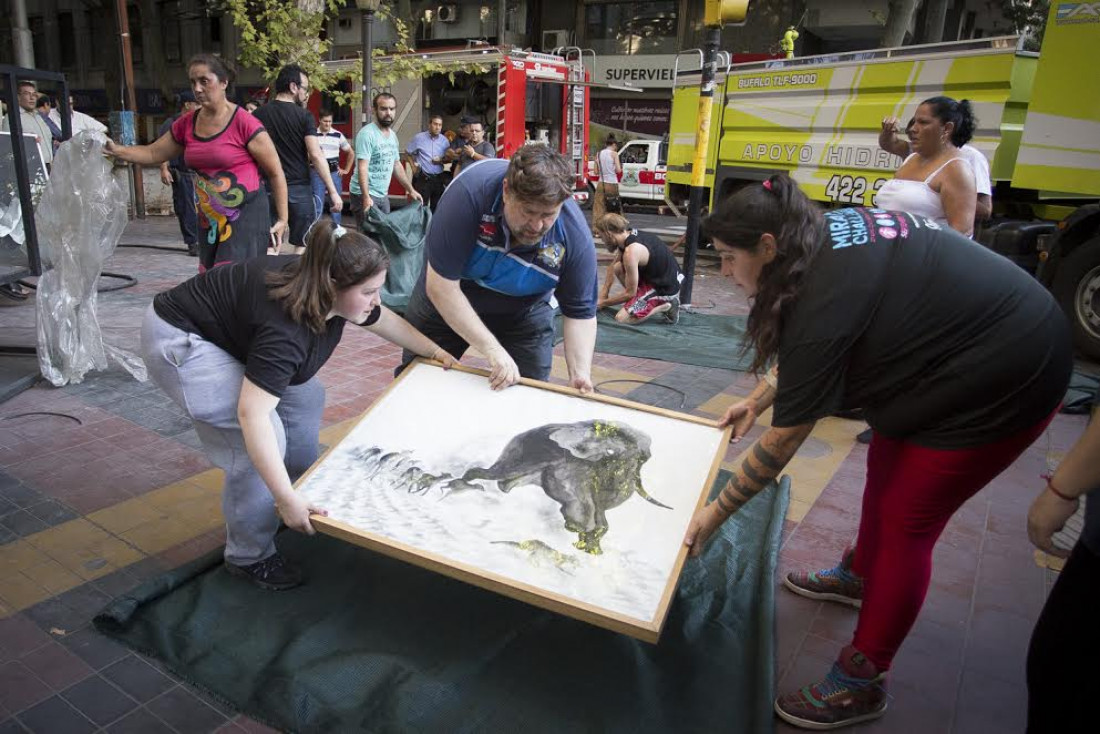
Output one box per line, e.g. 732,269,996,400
1053,236,1100,361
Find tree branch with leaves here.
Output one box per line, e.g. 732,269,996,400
218,0,488,107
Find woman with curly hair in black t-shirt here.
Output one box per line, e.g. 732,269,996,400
682,174,1071,730
141,220,455,591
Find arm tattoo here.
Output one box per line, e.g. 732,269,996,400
753,441,784,472
740,456,767,487
714,491,737,515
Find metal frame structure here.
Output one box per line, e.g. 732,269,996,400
1,64,71,286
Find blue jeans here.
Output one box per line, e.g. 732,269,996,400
140,306,325,565
171,167,198,246
311,169,342,226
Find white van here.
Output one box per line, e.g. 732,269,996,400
587,139,668,204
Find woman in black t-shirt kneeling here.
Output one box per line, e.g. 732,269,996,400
141,220,455,591
681,175,1071,730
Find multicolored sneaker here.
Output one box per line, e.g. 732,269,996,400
774,646,888,730
783,546,863,608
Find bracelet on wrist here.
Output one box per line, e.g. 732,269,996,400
1047,481,1076,502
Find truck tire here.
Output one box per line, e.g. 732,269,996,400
1052,236,1100,361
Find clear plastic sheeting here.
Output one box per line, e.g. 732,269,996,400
35,131,145,385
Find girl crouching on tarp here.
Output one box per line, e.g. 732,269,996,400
142,220,455,590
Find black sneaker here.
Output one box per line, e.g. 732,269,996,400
186,243,199,256
225,553,303,590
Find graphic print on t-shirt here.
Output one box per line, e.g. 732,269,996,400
823,207,945,250
195,171,247,245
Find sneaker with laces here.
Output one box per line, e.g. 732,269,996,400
225,553,303,591
783,546,863,608
664,295,681,324
774,645,887,730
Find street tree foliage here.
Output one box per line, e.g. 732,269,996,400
1000,0,1050,50
217,0,488,106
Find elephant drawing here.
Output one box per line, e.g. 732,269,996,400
443,419,670,554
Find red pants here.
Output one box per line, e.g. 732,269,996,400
850,411,1056,670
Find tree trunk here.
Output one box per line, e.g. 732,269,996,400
882,0,922,48
920,0,950,43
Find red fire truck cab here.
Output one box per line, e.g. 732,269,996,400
320,46,593,206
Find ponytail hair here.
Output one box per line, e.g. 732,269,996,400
266,220,390,333
921,96,976,147
701,174,825,374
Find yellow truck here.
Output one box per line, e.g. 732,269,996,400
666,2,1100,359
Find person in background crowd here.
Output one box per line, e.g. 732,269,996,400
399,146,597,392
312,109,352,226
253,64,342,254
158,91,202,256
106,53,287,272
874,96,977,236
444,115,475,167
1026,391,1100,733
592,135,622,224
683,174,1070,730
404,113,450,211
140,221,456,591
879,112,992,224
3,81,54,166
349,93,422,223
36,96,63,153
594,213,681,324
450,119,495,179
245,100,261,114
49,95,108,136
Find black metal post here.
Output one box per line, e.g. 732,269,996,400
680,26,721,306
362,8,375,126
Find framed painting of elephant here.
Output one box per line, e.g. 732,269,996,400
295,359,732,643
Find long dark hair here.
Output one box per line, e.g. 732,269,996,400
266,220,390,333
920,96,976,147
702,174,825,374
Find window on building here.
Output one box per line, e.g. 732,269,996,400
87,11,109,68
59,13,77,68
29,16,47,69
126,4,144,65
584,1,678,55
160,1,182,63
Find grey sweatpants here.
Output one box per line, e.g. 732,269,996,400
140,306,324,565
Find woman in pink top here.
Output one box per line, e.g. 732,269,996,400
107,54,287,271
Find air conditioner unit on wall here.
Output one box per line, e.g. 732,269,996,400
542,29,570,52
438,4,459,23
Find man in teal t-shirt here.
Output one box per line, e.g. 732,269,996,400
349,93,422,222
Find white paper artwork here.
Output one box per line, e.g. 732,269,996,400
297,361,727,634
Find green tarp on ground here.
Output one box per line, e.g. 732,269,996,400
95,472,788,734
556,310,754,371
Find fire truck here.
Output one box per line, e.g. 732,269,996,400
320,46,592,205
665,2,1100,359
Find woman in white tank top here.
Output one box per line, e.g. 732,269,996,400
876,97,977,237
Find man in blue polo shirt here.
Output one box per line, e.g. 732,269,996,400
401,145,597,391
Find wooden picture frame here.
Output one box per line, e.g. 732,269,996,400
295,359,731,643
